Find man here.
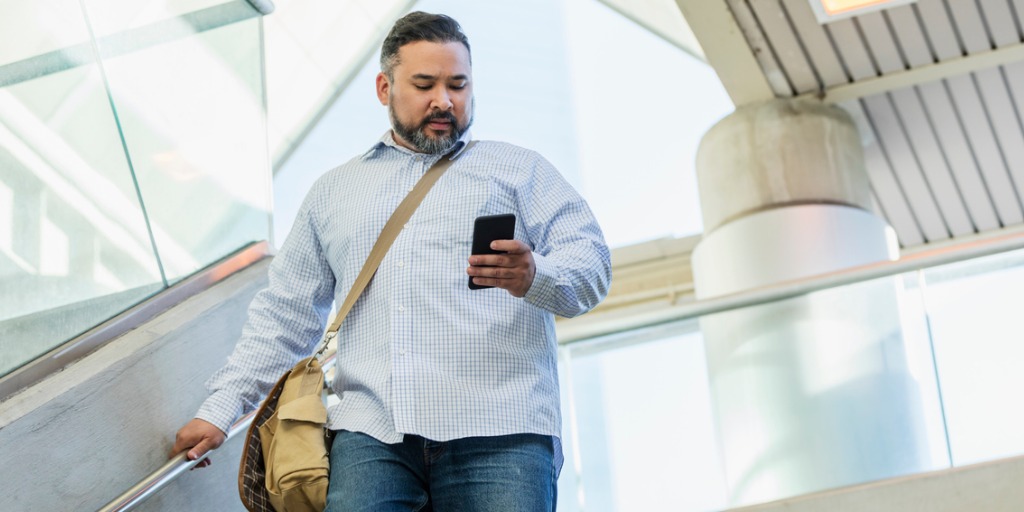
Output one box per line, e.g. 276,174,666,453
172,11,610,511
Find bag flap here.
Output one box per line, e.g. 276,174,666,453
277,393,327,423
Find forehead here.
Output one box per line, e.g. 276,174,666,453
394,40,471,77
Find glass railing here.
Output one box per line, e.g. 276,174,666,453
555,239,1024,511
0,0,272,382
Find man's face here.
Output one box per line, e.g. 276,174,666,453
376,41,474,154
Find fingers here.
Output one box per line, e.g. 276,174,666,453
489,239,528,254
188,438,216,462
467,240,535,298
171,419,227,470
468,239,525,267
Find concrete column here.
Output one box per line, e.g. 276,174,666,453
691,99,941,506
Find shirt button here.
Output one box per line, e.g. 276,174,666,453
397,260,404,268
398,305,405,312
399,349,407,356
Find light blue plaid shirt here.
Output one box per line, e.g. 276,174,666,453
197,131,610,448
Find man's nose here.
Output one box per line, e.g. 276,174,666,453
431,90,453,111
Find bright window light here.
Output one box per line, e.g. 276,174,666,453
810,0,917,23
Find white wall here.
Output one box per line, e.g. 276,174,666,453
0,260,269,511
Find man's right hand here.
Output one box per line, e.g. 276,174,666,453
171,418,226,469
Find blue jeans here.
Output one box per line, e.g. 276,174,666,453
325,430,557,512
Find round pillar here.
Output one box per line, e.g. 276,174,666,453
692,99,941,506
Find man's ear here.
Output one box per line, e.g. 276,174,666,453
376,72,390,106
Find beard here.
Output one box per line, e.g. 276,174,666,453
389,99,474,154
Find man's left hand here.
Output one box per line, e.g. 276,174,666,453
467,239,535,297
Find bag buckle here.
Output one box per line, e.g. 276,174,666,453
310,331,335,368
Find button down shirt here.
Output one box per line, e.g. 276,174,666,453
197,130,611,447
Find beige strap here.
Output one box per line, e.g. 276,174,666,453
314,141,477,358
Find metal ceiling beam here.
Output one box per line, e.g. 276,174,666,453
673,0,775,106
806,43,1024,104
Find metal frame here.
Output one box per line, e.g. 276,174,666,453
807,43,1024,104
0,1,268,89
807,0,917,24
245,0,275,15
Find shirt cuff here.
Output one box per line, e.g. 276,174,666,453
524,252,558,308
195,390,243,435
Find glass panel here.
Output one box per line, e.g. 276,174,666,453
84,0,240,38
94,15,271,282
698,275,948,507
0,0,92,67
557,270,960,510
559,322,728,511
0,4,163,377
923,249,1024,466
264,0,405,162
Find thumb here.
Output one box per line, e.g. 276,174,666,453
187,438,215,461
492,239,528,254
190,434,226,462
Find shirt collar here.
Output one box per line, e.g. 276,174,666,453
361,129,473,161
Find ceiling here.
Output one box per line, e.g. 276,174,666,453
675,0,1024,248
265,0,1024,249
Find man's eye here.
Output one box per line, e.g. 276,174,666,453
414,84,431,90
450,84,466,90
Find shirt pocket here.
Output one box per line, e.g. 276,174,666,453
415,174,493,241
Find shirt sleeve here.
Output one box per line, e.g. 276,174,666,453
195,184,336,433
517,153,612,318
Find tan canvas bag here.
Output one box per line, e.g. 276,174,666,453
238,142,475,512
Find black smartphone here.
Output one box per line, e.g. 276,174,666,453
468,213,517,290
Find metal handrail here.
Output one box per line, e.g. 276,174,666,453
98,352,337,512
244,0,275,14
556,226,1024,343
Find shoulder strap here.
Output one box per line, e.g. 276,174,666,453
314,140,477,358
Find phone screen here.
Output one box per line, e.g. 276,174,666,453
468,213,516,290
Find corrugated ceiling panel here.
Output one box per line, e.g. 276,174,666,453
916,80,1001,231
946,73,1024,225
856,11,905,74
827,19,877,80
748,0,818,93
780,0,847,86
884,5,933,67
978,0,1020,47
1001,59,1024,131
727,0,792,95
947,0,991,54
1001,60,1024,227
888,86,974,236
841,100,925,246
974,67,1024,209
862,93,950,241
915,0,963,60
1014,0,1024,35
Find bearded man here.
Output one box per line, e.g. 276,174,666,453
172,12,611,511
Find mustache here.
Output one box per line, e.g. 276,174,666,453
421,111,457,127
